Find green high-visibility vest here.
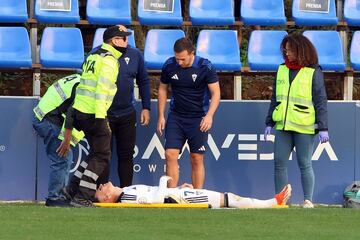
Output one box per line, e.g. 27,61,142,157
58,122,84,147
272,65,316,134
73,43,122,119
33,74,84,146
33,74,80,121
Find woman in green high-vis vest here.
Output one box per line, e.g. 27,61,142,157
264,34,329,208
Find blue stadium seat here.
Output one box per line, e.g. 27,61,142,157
303,31,345,71
40,27,84,69
344,0,360,26
189,0,235,25
144,29,185,70
241,0,286,26
0,0,28,23
92,28,135,49
35,0,80,24
350,31,360,71
196,30,241,71
248,30,287,71
0,27,32,68
137,0,183,26
87,0,132,25
292,0,338,26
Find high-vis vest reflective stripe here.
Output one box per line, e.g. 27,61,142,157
272,65,316,134
34,74,80,121
58,121,85,147
73,43,121,119
33,74,84,146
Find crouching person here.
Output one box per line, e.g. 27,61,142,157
33,74,84,207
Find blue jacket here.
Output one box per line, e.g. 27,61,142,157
265,64,328,131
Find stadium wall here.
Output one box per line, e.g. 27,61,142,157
0,97,359,204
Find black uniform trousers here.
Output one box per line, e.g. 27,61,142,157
68,109,111,200
98,111,136,187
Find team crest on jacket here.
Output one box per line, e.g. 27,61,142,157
125,57,130,65
192,74,197,82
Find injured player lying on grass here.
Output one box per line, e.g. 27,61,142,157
95,176,292,208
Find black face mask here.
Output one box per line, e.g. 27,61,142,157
114,46,127,54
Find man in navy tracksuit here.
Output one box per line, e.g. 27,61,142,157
94,26,151,187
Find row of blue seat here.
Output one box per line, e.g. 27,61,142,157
1,0,360,26
0,27,356,71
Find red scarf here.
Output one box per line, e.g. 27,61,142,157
285,58,303,69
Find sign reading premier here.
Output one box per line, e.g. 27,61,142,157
299,0,329,13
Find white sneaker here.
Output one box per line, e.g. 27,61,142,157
303,199,314,208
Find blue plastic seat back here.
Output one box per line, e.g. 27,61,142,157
87,0,131,25
248,30,287,71
0,27,32,68
292,0,338,26
344,0,360,26
350,31,360,71
137,0,183,26
0,0,28,23
92,28,136,49
196,30,241,71
241,0,286,26
35,0,80,24
144,29,185,70
40,27,84,69
303,31,345,71
189,0,235,25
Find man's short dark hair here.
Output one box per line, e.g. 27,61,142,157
174,37,195,53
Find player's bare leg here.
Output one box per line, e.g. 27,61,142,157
190,153,205,189
165,149,180,187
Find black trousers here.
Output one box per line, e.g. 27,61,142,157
98,111,136,187
68,110,111,200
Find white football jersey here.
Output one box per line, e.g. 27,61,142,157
119,176,221,208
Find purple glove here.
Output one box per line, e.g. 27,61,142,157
319,131,329,143
264,126,272,141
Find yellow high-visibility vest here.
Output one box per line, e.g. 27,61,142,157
33,74,84,146
73,43,121,119
272,65,316,134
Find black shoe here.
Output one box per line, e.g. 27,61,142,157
61,187,73,201
45,198,71,207
70,197,97,208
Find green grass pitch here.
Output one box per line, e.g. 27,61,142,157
0,203,359,240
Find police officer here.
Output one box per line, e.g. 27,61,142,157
58,25,131,207
32,74,84,207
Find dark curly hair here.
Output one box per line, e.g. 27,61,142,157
280,34,318,67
